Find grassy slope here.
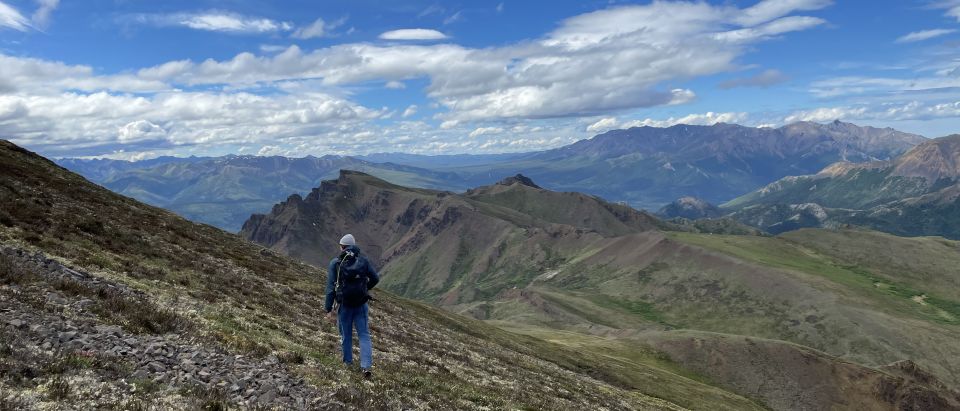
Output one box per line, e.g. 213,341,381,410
0,140,684,410
664,230,960,383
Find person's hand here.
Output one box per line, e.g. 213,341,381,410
325,310,337,324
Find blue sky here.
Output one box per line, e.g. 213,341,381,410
1,0,960,159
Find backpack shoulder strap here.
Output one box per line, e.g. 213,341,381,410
335,250,356,289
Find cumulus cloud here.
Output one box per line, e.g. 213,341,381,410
586,117,618,133
0,90,383,156
132,11,293,34
378,28,448,40
895,29,956,43
0,1,31,31
118,120,167,143
719,69,789,89
622,112,749,128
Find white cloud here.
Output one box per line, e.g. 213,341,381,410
785,100,960,123
733,0,832,26
257,145,283,156
468,126,504,137
895,29,956,43
32,0,58,28
133,12,293,34
622,112,749,128
292,17,345,39
118,120,167,143
586,117,618,133
0,89,383,156
379,28,448,40
0,1,31,31
385,80,406,89
402,105,418,118
784,107,868,123
0,54,167,93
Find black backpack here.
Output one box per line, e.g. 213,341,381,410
335,250,370,307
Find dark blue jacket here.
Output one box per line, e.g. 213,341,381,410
325,245,380,312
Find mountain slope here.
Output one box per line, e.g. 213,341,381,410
724,135,960,237
0,139,693,410
241,170,960,410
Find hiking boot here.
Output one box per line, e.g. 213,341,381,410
362,368,372,380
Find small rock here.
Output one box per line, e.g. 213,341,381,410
7,319,26,329
58,331,78,343
95,325,122,336
257,389,277,404
131,369,150,380
147,361,166,373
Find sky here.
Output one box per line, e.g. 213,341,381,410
1,0,960,160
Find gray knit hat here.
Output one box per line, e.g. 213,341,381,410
339,234,356,246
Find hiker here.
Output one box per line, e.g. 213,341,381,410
324,234,380,379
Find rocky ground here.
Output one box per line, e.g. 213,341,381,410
0,245,328,410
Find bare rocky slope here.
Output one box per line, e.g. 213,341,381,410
241,168,960,410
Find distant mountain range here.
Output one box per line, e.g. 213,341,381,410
56,121,925,232
239,169,960,409
57,155,468,231
721,134,960,238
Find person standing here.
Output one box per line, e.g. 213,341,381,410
325,234,380,379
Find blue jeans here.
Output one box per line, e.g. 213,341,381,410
338,303,372,368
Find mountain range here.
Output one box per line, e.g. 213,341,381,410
240,168,960,410
56,121,925,232
720,134,960,238
57,155,468,231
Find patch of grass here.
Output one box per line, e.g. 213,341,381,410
277,350,305,365
44,352,96,374
49,276,190,334
0,254,35,285
48,375,71,400
183,384,230,411
589,295,671,325
129,377,163,394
